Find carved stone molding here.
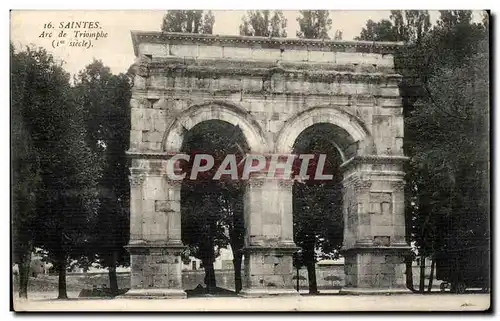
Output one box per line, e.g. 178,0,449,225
343,176,372,192
131,31,403,56
126,151,176,159
341,155,409,171
392,180,405,192
164,177,184,186
278,180,294,190
149,63,402,83
247,178,265,188
129,174,146,187
137,63,150,78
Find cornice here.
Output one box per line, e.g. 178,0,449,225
340,155,409,170
131,31,404,57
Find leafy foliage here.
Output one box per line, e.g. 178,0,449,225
11,44,43,298
355,10,431,43
162,10,215,34
296,10,332,39
239,10,287,37
357,10,490,290
73,60,132,293
11,45,102,299
355,19,398,41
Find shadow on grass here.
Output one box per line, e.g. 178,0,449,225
26,288,129,301
185,285,238,298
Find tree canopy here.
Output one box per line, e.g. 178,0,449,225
296,10,332,39
162,10,215,34
239,10,287,37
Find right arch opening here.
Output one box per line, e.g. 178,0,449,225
292,123,345,293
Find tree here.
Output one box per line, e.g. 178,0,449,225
202,11,215,35
11,46,101,299
356,10,489,293
296,10,332,39
437,10,472,30
393,11,488,292
11,44,42,298
355,19,398,41
239,10,287,37
390,10,431,43
355,11,431,43
73,60,132,295
407,35,489,292
292,124,344,294
333,30,343,40
161,10,215,34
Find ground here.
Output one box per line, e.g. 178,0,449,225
13,292,490,312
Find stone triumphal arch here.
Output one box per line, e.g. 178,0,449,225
125,31,410,298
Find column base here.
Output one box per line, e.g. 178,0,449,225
339,287,413,295
118,288,187,299
239,288,300,298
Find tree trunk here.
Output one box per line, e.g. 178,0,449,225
233,251,243,293
427,258,435,293
57,252,68,299
18,250,32,299
306,260,318,294
405,255,416,292
303,247,318,294
296,265,300,292
202,256,216,293
108,251,119,295
419,255,426,293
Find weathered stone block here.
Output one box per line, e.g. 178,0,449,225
359,213,371,225
252,48,281,61
262,224,280,239
139,43,169,57
170,44,198,57
308,50,335,63
373,235,391,246
198,45,222,58
380,86,400,97
282,49,308,62
142,130,163,143
223,46,253,59
154,200,169,212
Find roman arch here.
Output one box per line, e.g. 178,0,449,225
125,31,410,298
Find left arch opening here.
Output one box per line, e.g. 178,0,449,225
179,119,248,295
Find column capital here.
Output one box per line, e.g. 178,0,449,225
164,177,184,185
278,179,294,190
392,180,405,192
246,177,266,187
342,175,372,192
129,173,146,187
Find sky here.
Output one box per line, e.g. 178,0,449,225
10,10,483,76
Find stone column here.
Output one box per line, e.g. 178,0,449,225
339,155,411,294
240,173,299,297
122,157,186,299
